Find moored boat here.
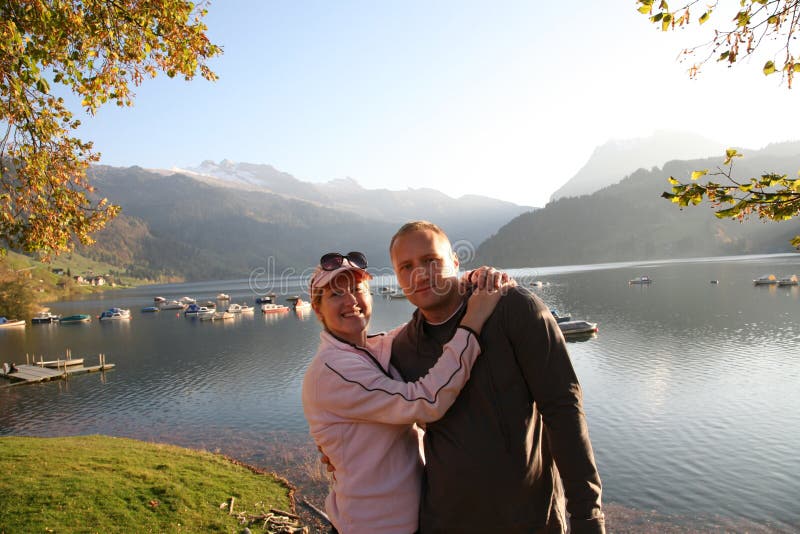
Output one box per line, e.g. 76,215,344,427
141,306,160,313
629,276,652,285
753,274,778,285
226,303,242,313
184,304,214,318
778,274,798,286
99,308,131,321
159,300,186,310
558,320,598,337
0,317,26,328
294,298,312,311
31,311,61,324
387,291,407,299
261,303,290,314
212,311,235,321
59,314,92,324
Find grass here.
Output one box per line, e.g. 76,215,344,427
0,435,295,533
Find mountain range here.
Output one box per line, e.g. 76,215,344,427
476,141,800,268
78,164,530,281
71,136,800,282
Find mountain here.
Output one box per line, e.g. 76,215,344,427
550,130,726,201
476,145,800,268
176,160,532,245
77,164,531,281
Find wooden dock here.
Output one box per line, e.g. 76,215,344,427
1,354,114,389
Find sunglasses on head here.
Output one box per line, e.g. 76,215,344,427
320,251,368,271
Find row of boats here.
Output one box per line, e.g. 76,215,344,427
628,274,799,286
4,295,313,329
753,274,799,286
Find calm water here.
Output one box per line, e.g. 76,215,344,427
1,254,799,531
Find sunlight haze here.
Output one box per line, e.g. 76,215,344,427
77,1,800,208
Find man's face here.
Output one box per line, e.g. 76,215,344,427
390,229,460,313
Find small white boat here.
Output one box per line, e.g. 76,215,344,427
778,274,798,286
558,320,598,337
179,296,197,305
31,311,61,324
226,303,242,313
629,276,652,285
216,293,230,300
212,311,235,321
184,304,214,318
239,304,254,314
0,317,26,328
387,291,407,299
99,308,131,321
530,281,544,287
753,274,778,285
294,299,312,310
378,287,393,294
153,296,166,304
261,303,290,314
159,300,186,310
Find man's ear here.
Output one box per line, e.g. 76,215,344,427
451,250,459,271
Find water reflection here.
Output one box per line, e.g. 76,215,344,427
1,254,799,531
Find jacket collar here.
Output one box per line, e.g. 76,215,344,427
319,329,392,376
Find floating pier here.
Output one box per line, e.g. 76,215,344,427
1,353,114,389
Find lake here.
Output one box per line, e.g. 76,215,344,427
1,253,799,532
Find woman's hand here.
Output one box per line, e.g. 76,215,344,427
459,278,515,335
461,266,512,292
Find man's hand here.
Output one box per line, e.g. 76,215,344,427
318,445,336,478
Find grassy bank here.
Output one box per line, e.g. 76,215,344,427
0,436,296,533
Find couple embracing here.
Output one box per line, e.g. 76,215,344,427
302,221,605,534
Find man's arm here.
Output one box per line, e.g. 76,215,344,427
503,288,605,533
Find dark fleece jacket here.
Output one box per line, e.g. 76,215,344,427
390,286,605,534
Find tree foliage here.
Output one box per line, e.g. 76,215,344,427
637,1,800,246
0,261,36,319
0,0,221,260
663,149,800,247
637,0,800,87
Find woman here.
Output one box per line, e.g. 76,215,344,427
302,251,508,534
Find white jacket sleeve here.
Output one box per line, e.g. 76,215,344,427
313,327,480,425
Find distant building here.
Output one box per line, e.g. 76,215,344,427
73,275,85,284
90,276,106,286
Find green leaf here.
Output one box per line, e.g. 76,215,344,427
699,11,710,24
763,61,776,75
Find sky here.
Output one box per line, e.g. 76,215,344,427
74,0,800,208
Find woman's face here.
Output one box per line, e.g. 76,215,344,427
314,271,372,345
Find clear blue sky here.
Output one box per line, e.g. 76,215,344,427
76,0,800,207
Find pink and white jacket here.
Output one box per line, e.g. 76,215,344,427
301,325,481,534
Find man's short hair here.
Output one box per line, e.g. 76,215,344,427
389,220,451,255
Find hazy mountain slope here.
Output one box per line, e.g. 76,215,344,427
178,160,532,244
550,130,725,201
477,149,800,268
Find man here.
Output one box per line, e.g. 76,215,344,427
389,221,605,534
